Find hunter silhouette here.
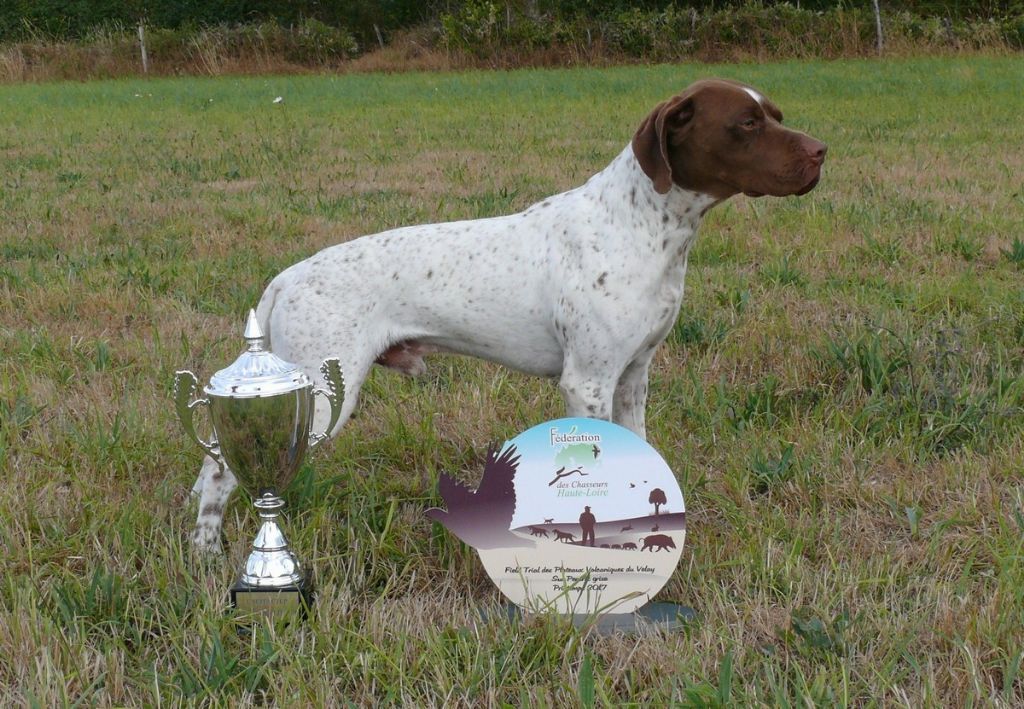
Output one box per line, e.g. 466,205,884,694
579,506,596,546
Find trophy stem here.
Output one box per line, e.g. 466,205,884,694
238,492,305,588
253,493,287,550
229,490,314,621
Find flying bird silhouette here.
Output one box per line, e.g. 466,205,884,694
425,443,528,549
592,444,601,458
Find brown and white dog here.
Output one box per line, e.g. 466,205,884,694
190,79,826,550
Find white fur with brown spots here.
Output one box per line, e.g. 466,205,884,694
190,79,826,551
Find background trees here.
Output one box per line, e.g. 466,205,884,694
2,2,1019,44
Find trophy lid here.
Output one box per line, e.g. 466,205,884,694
205,310,311,398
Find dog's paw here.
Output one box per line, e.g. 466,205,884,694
191,526,225,555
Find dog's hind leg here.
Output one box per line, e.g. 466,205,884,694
188,356,366,553
307,354,374,442
192,455,237,553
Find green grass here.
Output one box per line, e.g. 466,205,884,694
2,56,1023,705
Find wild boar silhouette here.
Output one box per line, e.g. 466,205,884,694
641,534,675,552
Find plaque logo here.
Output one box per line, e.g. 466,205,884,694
428,417,685,616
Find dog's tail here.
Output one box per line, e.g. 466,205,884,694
254,278,281,351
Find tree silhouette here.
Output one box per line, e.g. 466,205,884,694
649,488,667,516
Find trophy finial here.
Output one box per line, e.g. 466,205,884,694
243,309,265,351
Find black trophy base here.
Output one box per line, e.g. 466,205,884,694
230,580,314,623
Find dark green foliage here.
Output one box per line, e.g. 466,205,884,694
1002,237,1024,266
788,607,852,656
541,1,1023,16
717,375,789,431
52,569,131,635
760,255,804,288
667,649,735,706
168,626,279,699
437,1,1024,60
578,653,595,708
3,1,1023,50
749,443,795,494
0,393,43,442
668,315,729,350
816,325,1024,457
0,0,429,45
824,328,910,396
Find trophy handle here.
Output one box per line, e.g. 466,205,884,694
173,370,223,465
309,358,345,451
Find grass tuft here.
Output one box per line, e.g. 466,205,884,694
1001,236,1024,266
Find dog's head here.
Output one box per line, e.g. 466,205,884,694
632,79,827,200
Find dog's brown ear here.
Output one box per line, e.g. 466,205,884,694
761,96,784,123
632,95,695,195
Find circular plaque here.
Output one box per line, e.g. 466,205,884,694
464,418,686,615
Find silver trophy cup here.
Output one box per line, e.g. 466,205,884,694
174,310,344,618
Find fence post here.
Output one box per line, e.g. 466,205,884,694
138,22,149,74
871,0,884,55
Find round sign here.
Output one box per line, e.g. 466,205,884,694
429,417,685,615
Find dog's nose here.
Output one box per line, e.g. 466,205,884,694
805,138,828,165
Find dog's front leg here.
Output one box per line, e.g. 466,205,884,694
191,455,237,552
613,353,654,439
558,355,621,422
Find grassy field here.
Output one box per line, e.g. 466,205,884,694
1,56,1023,705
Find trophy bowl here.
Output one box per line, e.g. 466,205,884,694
174,310,344,619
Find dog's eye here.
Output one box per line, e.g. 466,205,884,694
739,118,757,130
